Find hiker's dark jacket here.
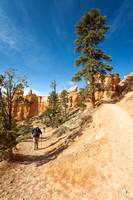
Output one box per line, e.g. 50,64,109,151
32,127,42,137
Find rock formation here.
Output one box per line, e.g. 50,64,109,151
67,85,78,107
12,73,133,120
95,72,133,100
117,72,133,95
87,73,121,102
24,89,38,118
103,73,121,99
12,90,24,119
12,89,49,120
38,96,50,115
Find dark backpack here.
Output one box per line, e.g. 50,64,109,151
33,128,40,137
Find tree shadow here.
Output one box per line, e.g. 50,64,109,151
49,135,67,147
14,142,69,167
95,99,118,107
37,135,67,150
23,136,51,142
14,129,83,167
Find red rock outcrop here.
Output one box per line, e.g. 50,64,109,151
12,89,49,120
24,89,38,118
12,90,24,119
94,72,133,101
87,73,121,101
117,72,133,95
103,73,121,99
38,96,50,115
12,73,132,119
59,86,78,108
67,85,78,107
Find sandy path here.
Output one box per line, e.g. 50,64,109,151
91,103,133,198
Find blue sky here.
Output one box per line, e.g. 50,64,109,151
0,0,133,96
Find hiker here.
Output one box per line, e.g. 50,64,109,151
32,126,42,150
43,127,45,133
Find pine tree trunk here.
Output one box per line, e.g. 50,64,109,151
0,88,2,111
9,88,12,130
91,92,95,108
8,148,14,161
90,65,95,109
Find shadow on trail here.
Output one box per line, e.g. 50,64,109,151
24,136,51,143
95,99,117,107
40,135,67,150
14,142,69,167
14,129,83,167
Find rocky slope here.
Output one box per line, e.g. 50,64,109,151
0,92,133,200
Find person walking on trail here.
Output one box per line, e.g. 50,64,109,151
32,126,42,150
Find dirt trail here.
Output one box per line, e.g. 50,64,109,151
0,102,133,200
92,104,133,194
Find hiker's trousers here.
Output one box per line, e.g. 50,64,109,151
33,137,39,150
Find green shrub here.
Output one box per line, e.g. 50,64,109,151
17,124,32,135
52,126,68,137
16,124,33,143
43,106,63,128
80,115,93,126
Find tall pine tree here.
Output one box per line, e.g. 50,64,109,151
43,81,62,128
71,8,113,108
48,80,58,108
0,74,17,160
2,67,28,128
60,89,69,120
0,68,28,160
